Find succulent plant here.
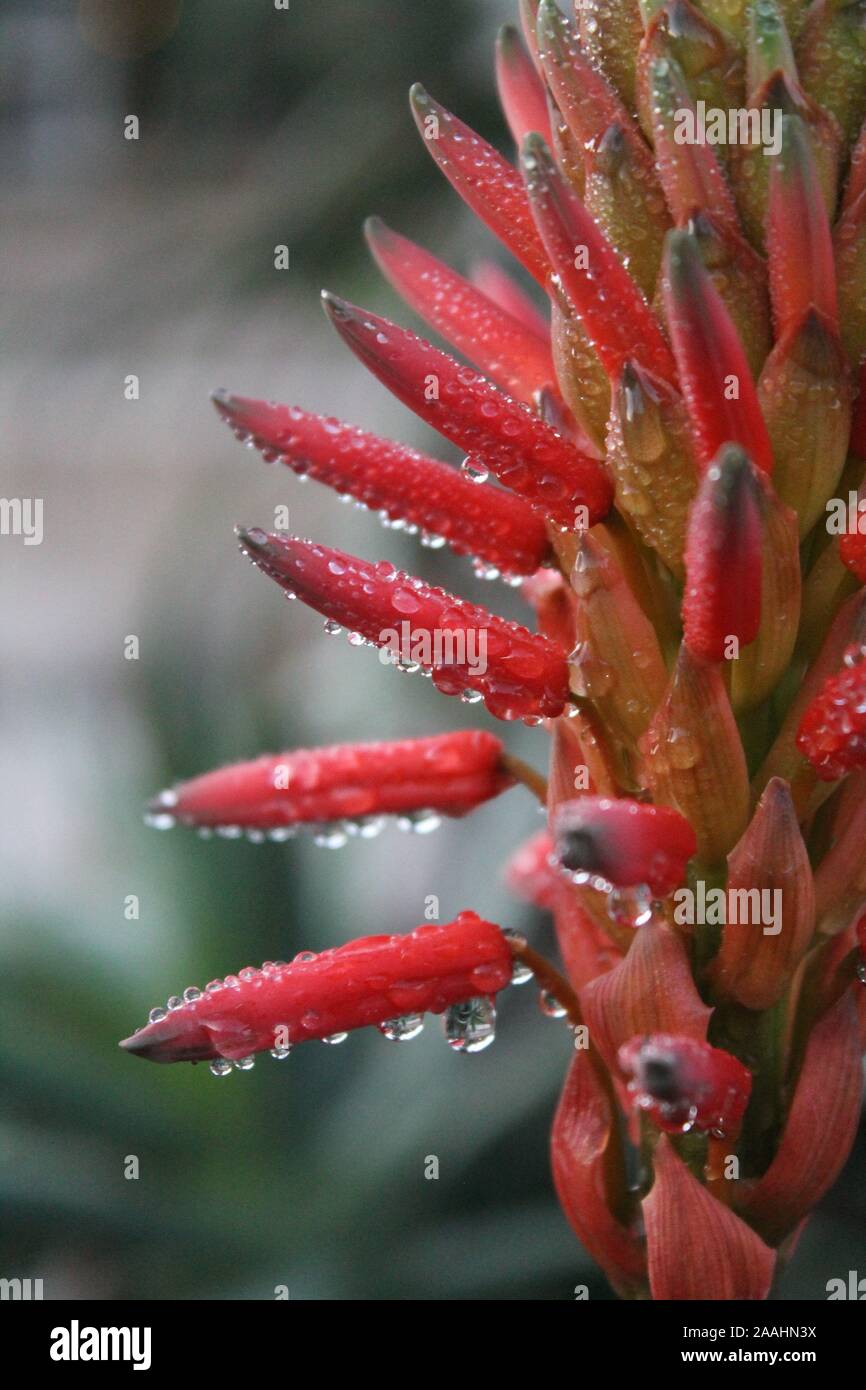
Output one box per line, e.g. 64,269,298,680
120,0,866,1301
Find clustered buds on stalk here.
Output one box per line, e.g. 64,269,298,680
127,1,866,1302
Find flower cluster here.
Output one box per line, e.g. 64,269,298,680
123,0,866,1300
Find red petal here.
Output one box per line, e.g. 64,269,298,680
237,529,570,722
738,995,864,1245
553,886,623,992
662,230,774,475
213,392,548,578
495,23,552,146
151,731,513,833
364,217,555,402
580,921,712,1075
682,445,764,662
551,1049,647,1298
767,114,838,339
618,1033,752,1137
796,652,866,780
521,136,677,385
119,913,513,1063
644,1137,775,1300
551,796,697,898
322,292,613,530
409,84,549,286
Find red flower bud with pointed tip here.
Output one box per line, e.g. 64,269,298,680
151,731,514,834
212,393,549,578
662,229,774,475
409,84,549,286
238,529,569,722
682,445,764,662
321,292,613,530
495,23,552,147
521,134,677,387
551,796,696,898
767,114,838,340
796,651,866,780
364,218,555,403
119,913,513,1064
618,1034,752,1137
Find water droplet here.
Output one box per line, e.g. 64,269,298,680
233,1055,256,1070
511,958,533,986
167,995,183,1011
183,986,202,1003
539,990,567,1019
322,1032,348,1045
323,619,343,636
148,1006,168,1024
270,1043,293,1059
607,884,653,928
378,1014,425,1041
209,1059,233,1077
461,458,489,484
442,996,496,1053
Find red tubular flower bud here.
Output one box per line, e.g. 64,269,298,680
643,1137,775,1302
409,84,550,286
212,393,549,579
796,651,866,781
551,796,697,898
322,293,613,531
662,229,774,475
682,445,764,663
618,1033,752,1137
363,218,556,403
495,23,552,146
521,135,677,387
767,114,838,339
150,731,514,835
237,529,570,722
119,912,513,1065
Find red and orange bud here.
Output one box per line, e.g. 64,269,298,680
321,292,613,530
364,218,555,403
237,529,570,722
662,229,774,475
551,796,696,899
119,913,513,1065
682,445,764,663
149,731,514,837
495,23,552,146
796,649,866,780
521,134,676,386
212,393,549,580
409,84,549,285
619,1033,752,1137
643,1136,775,1301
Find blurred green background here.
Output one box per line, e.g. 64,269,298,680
1,0,863,1300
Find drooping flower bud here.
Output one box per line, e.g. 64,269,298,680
618,1033,752,1136
149,731,515,836
409,84,549,285
119,912,513,1065
796,649,866,780
321,293,613,530
364,218,555,403
237,530,570,722
551,796,696,898
212,393,549,579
